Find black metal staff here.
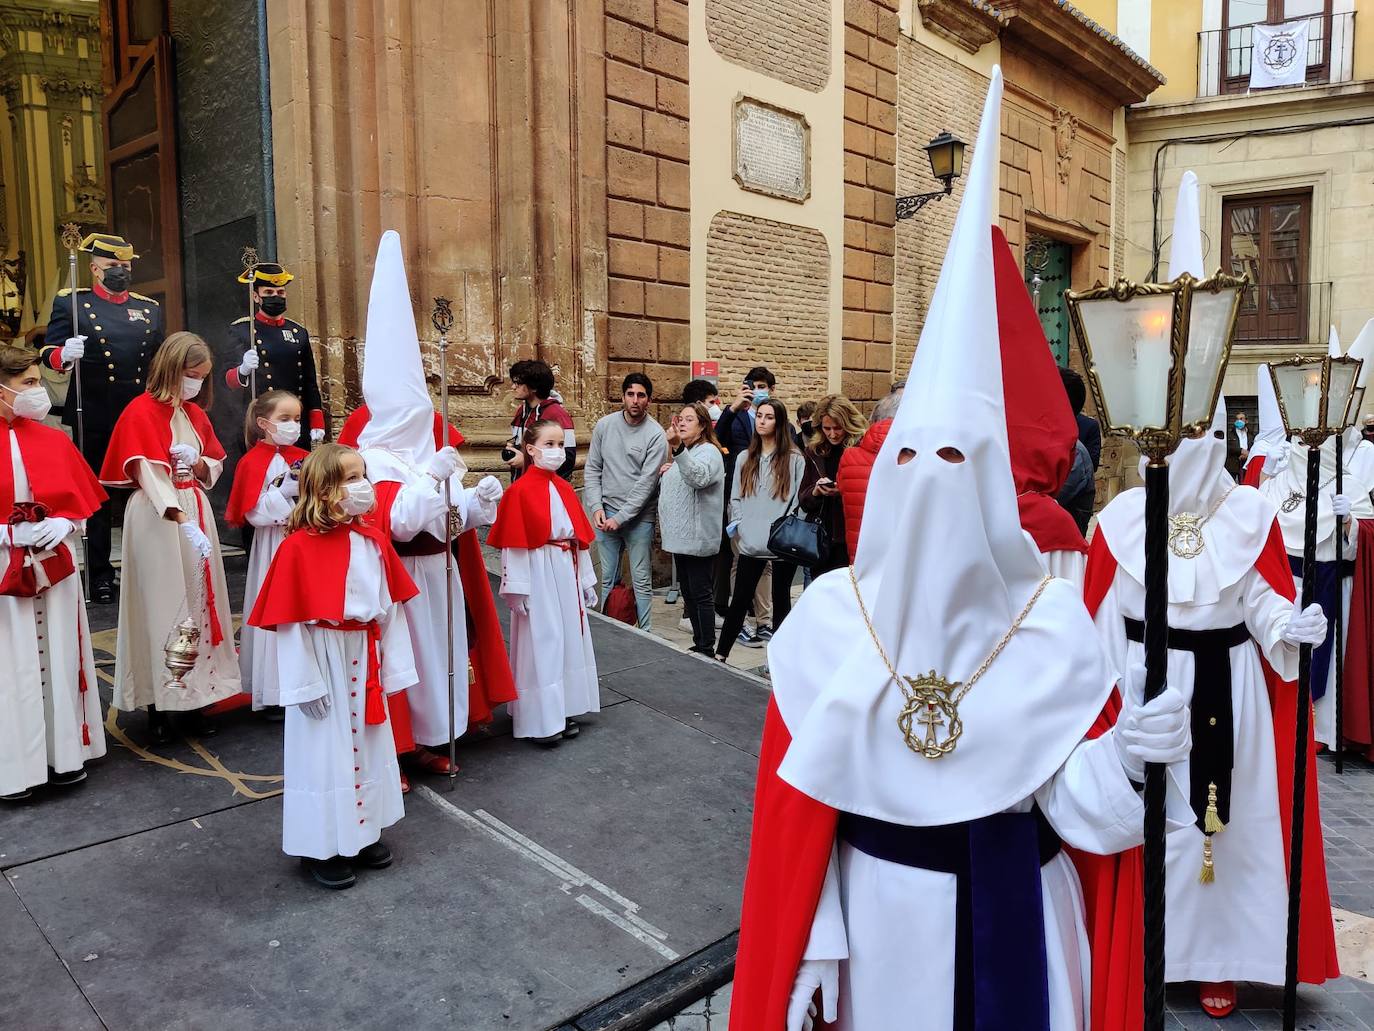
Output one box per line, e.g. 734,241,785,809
432,297,458,792
60,223,90,597
1142,455,1169,1029
241,247,259,397
1335,432,1346,775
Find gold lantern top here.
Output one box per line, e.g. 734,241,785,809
1267,354,1363,449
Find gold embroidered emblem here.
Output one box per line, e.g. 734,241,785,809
896,671,963,759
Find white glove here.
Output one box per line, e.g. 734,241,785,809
237,349,260,376
62,335,87,363
310,427,326,444
1332,493,1352,518
180,521,213,560
1113,662,1191,783
31,517,75,550
475,475,504,503
583,586,599,609
8,522,40,548
1263,442,1290,477
425,446,461,482
169,443,201,468
279,474,300,500
786,959,839,1031
503,594,529,617
297,695,331,721
1282,601,1328,647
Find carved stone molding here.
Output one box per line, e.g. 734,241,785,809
40,75,102,101
916,0,1005,54
1053,107,1078,183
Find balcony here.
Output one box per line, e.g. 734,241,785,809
1198,12,1355,98
1233,280,1331,348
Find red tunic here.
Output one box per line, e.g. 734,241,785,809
0,416,106,521
226,440,308,527
486,466,594,551
98,393,226,487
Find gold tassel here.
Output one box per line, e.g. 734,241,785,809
1199,835,1216,884
468,661,477,685
1204,781,1223,835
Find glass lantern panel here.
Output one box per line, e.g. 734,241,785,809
1272,362,1324,433
1077,293,1174,429
928,141,954,180
1326,360,1360,428
1181,288,1239,425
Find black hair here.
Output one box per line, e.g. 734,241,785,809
1059,366,1087,415
745,366,776,388
509,358,554,399
622,372,653,398
682,378,718,405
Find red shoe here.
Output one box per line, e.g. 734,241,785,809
407,747,459,776
1199,981,1236,1018
399,771,410,794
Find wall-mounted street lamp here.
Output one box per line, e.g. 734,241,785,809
895,131,967,220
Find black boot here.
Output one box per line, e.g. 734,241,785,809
302,856,356,889
176,708,217,739
147,706,173,746
356,841,393,869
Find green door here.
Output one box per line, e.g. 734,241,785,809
1024,236,1072,367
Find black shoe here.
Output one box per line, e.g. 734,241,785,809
1,789,33,802
533,733,562,748
263,706,286,724
147,707,173,746
355,841,393,869
562,719,581,739
302,856,356,889
48,768,87,787
176,709,217,738
92,580,116,605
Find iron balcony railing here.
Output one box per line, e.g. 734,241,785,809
1231,280,1331,348
1197,11,1355,98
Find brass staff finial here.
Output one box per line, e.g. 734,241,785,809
241,245,259,271
60,223,81,251
431,297,455,337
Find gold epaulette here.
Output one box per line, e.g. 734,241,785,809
231,316,252,326
56,287,90,297
129,291,160,304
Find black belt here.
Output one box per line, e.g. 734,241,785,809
839,807,1060,1031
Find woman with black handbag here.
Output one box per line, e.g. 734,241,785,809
798,394,865,576
715,399,805,662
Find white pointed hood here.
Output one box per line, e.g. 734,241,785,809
1250,362,1286,463
1167,170,1205,279
1344,319,1374,464
770,67,1114,827
357,231,438,467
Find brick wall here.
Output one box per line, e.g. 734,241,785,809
705,212,831,405
1112,148,1126,278
704,0,832,92
843,0,900,405
605,0,691,404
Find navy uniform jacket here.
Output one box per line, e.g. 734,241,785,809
41,286,164,436
225,313,324,439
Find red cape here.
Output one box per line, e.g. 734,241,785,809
1339,519,1374,759
1076,525,1338,1031
98,394,226,486
992,226,1087,556
342,405,517,733
247,520,417,629
1243,455,1265,488
1,417,106,521
225,440,308,527
486,466,594,550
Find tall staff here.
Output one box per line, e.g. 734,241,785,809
1335,432,1346,773
59,222,90,596
240,247,260,397
432,297,458,792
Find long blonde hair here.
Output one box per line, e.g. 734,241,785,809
148,331,214,409
287,443,357,533
808,394,866,456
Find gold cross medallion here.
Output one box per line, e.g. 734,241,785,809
1281,490,1303,514
896,671,963,759
1168,512,1205,559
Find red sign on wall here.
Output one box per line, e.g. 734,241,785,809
690,360,720,386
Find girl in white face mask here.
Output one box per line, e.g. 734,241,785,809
487,419,602,745
228,390,309,715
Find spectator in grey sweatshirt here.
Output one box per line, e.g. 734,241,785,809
584,373,669,630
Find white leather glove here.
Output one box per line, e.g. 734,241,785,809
786,959,839,1031
583,586,599,609
1263,442,1290,477
1282,601,1328,647
297,695,331,721
503,593,529,617
425,446,461,482
1113,662,1191,783
1332,493,1352,518
180,521,213,560
8,522,40,548
237,349,260,376
279,474,300,500
475,475,504,503
169,443,201,469
31,517,74,550
310,427,326,444
62,335,87,363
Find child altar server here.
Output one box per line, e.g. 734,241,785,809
488,420,600,744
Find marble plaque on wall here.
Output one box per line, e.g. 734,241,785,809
733,98,810,203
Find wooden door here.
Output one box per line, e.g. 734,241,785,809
102,32,183,330
1221,191,1310,345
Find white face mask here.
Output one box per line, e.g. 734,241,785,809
707,403,723,422
340,479,375,516
533,446,565,472
181,376,204,400
3,385,52,422
266,420,300,446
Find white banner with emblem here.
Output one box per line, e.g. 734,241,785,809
1249,20,1311,89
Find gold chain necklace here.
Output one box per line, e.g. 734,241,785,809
848,569,1053,760
1167,486,1235,559
1281,471,1338,514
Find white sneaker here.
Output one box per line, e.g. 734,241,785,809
678,617,692,632
715,614,725,629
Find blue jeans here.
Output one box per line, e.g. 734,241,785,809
595,507,655,631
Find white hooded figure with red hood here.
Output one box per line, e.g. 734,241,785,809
1083,171,1338,1022
354,232,505,770
728,69,1194,1031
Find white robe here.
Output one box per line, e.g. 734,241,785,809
239,454,294,709
0,431,106,795
500,484,600,739
362,450,498,747
277,531,418,859
1044,548,1086,590
1093,561,1299,985
112,406,240,711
